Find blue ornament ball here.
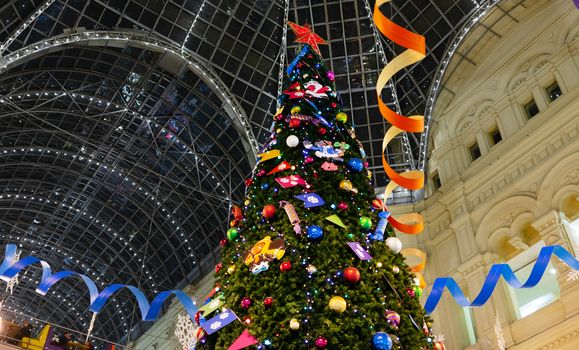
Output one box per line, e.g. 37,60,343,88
347,158,364,172
261,183,269,190
307,225,324,241
372,332,393,350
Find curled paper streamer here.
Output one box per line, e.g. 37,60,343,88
280,200,301,234
0,244,200,322
423,245,579,313
401,248,427,289
373,0,425,235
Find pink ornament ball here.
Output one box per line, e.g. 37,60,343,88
241,297,252,309
305,156,314,164
327,71,335,81
315,336,328,348
337,201,348,211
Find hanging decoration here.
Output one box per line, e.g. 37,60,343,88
243,236,287,275
204,309,238,335
373,0,425,235
227,329,259,350
267,161,291,175
325,214,347,229
257,149,280,163
347,242,373,261
303,140,346,160
275,175,308,188
175,313,198,350
494,310,505,350
279,201,302,234
5,249,21,295
0,244,199,321
424,244,579,313
294,193,325,208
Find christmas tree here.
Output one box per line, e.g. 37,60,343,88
209,23,434,350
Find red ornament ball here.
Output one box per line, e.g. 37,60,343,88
241,297,252,309
219,238,228,247
264,297,274,307
280,261,292,272
262,204,276,219
407,288,416,298
337,201,348,211
315,336,328,348
330,102,337,108
215,263,223,273
245,178,253,187
343,267,361,283
289,119,301,128
318,127,327,136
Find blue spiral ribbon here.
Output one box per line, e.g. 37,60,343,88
0,244,200,322
424,245,579,314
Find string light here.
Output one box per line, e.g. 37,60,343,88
0,30,259,158
419,0,501,171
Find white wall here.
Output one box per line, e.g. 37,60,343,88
419,0,579,348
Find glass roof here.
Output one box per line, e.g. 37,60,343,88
0,0,511,345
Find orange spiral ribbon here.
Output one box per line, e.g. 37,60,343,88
373,0,427,286
373,0,425,235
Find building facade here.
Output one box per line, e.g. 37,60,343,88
417,0,579,349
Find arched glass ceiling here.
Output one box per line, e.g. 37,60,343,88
0,0,520,344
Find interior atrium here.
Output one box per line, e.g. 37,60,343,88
0,0,577,349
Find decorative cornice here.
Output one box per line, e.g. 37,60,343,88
538,329,579,349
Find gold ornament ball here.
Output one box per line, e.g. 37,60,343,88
392,266,400,274
291,106,301,114
329,296,347,313
276,128,282,133
227,265,236,274
289,318,300,330
339,179,353,191
244,199,251,206
336,112,348,123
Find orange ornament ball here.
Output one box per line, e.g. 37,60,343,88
433,342,446,350
262,204,276,219
343,267,360,283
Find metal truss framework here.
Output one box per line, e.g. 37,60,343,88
0,0,518,346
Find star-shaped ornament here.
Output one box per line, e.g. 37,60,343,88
288,21,328,56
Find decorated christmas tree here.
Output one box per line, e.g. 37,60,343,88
206,23,435,350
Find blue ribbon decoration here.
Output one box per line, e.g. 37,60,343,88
0,244,200,322
286,46,309,75
424,245,579,314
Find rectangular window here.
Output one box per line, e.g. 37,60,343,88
432,172,441,190
546,82,562,102
509,260,560,319
469,142,481,161
489,128,502,145
524,99,539,119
